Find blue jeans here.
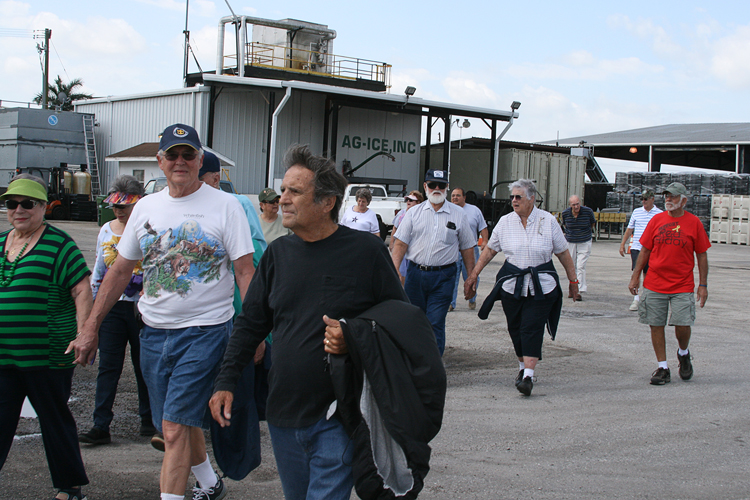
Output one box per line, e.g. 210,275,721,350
268,415,353,500
93,301,151,431
451,246,480,308
405,262,457,355
140,320,231,431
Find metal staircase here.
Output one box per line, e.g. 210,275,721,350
82,114,101,196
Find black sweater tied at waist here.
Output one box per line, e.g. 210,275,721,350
478,259,563,340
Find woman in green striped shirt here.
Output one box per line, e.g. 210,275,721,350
0,175,92,500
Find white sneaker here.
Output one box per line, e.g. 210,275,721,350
629,299,639,311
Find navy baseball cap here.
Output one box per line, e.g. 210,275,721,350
425,169,448,184
199,151,221,178
159,123,201,152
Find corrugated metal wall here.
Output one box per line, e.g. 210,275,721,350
210,88,270,193
74,88,210,190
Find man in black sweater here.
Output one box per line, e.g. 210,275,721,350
210,145,407,500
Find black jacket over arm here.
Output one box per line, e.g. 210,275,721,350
330,299,446,499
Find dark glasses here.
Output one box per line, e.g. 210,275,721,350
164,151,198,161
112,204,128,210
510,194,524,201
262,199,279,204
5,199,39,210
426,182,446,190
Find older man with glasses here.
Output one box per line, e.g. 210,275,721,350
620,189,662,311
73,123,255,500
628,182,710,386
391,169,476,355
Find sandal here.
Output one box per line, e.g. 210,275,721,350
52,488,87,500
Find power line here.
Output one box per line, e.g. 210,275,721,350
0,28,35,38
50,41,70,81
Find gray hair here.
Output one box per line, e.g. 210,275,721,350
11,173,47,191
508,179,537,200
283,144,347,222
109,175,144,196
355,187,372,204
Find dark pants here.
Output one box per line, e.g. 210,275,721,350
0,368,89,489
500,290,558,359
405,262,457,355
93,300,151,431
630,249,649,274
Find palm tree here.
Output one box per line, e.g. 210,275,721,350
33,76,93,110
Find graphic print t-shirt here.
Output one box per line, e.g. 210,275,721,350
640,211,711,294
117,183,254,329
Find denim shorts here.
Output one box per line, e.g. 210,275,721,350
638,288,695,327
140,320,232,431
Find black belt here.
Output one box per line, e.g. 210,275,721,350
410,261,456,272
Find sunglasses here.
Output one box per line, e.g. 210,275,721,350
5,199,40,210
262,199,280,204
112,204,128,210
164,151,198,161
426,182,447,190
510,194,524,201
405,198,417,203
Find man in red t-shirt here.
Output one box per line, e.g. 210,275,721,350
628,182,710,386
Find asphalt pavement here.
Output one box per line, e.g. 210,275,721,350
2,219,749,499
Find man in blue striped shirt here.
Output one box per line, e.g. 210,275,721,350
391,169,476,355
561,195,596,300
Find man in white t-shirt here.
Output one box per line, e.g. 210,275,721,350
73,124,255,500
619,190,662,311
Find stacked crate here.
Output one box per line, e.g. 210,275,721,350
711,195,750,244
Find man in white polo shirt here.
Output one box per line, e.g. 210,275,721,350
391,169,476,355
620,189,662,311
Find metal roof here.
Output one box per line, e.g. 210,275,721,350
551,123,750,147
546,123,750,174
202,74,518,121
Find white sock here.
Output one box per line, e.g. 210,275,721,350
678,348,689,356
634,294,640,301
523,368,534,379
658,361,668,370
161,494,183,500
518,361,525,371
191,454,217,490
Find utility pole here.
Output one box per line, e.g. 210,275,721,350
183,0,190,86
42,29,51,109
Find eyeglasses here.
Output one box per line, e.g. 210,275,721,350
262,199,280,204
405,198,417,203
164,151,198,161
5,199,40,210
426,182,447,190
509,195,524,201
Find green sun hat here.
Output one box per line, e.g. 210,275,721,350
0,178,48,202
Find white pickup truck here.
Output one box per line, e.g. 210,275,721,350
339,183,406,239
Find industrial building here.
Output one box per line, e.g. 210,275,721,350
73,16,520,197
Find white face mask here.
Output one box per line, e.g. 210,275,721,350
428,190,446,204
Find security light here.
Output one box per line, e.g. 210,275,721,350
511,101,521,110
404,86,416,96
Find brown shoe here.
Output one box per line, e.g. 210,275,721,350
575,294,582,301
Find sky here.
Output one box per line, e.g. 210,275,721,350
2,0,750,180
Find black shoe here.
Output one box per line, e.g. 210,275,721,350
78,427,111,445
140,421,157,437
677,350,693,380
650,367,671,385
192,473,227,500
150,431,165,452
52,488,86,500
517,376,533,396
515,369,524,387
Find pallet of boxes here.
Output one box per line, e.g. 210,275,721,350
710,194,750,245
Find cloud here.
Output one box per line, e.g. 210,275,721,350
608,14,683,58
442,75,499,108
711,25,750,88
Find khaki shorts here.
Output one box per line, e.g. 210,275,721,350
638,288,695,326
